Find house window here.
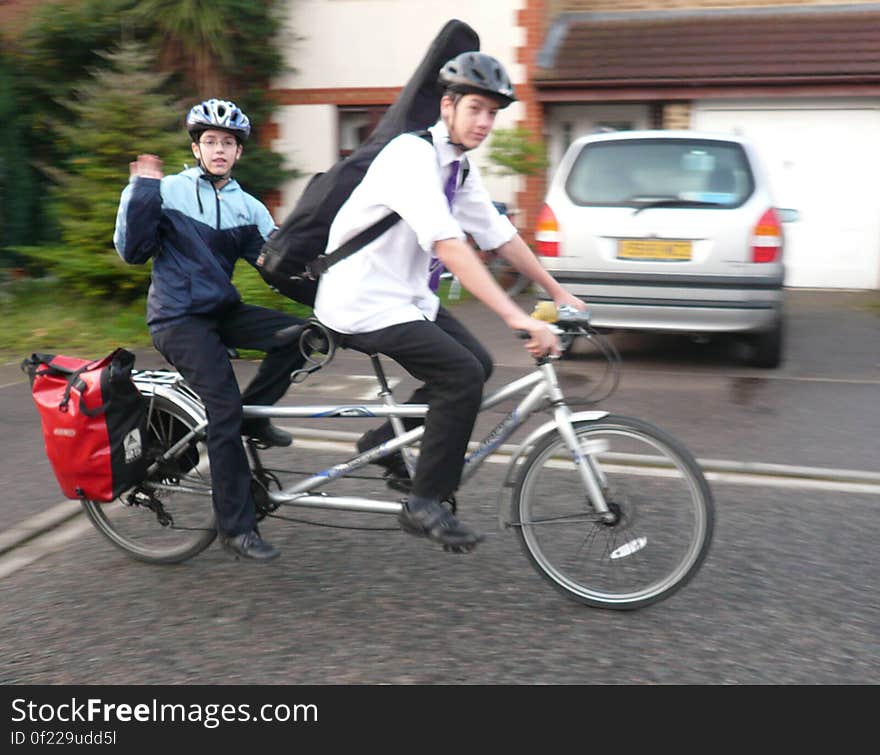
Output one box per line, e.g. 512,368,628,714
596,121,633,133
338,106,389,158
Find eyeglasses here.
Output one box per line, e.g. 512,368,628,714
199,138,238,150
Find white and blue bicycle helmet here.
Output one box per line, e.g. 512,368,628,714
186,98,251,142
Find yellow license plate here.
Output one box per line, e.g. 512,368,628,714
617,239,692,261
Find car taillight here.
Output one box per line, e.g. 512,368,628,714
752,208,783,263
535,204,560,257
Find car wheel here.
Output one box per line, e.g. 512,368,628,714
748,317,784,368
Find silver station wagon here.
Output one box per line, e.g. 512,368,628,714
535,130,789,367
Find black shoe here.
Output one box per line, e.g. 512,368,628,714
220,529,280,561
398,500,484,552
356,429,412,491
241,420,293,448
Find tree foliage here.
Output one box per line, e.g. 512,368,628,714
3,0,295,287
125,0,294,197
13,0,138,173
130,0,232,96
14,43,190,299
0,48,45,259
487,127,549,177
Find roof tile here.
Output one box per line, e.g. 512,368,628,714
537,8,880,86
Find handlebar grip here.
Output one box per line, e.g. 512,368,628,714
517,325,567,338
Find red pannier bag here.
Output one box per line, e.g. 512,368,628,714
22,348,149,502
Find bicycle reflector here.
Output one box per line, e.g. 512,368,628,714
535,204,560,256
752,207,783,263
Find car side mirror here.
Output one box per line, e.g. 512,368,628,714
777,208,800,223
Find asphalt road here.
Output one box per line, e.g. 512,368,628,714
0,289,878,683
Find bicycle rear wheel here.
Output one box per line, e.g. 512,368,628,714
81,394,217,564
487,254,531,297
511,415,713,610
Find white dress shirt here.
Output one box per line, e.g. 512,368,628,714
313,120,517,334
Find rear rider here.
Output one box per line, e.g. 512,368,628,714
114,98,306,562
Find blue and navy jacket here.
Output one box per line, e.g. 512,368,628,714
113,167,276,333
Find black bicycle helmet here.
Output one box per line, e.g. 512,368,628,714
438,52,516,109
186,98,251,142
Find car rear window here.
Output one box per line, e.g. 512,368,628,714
565,138,755,208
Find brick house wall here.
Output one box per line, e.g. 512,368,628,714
515,0,549,237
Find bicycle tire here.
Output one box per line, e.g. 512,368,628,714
511,415,713,610
81,394,217,564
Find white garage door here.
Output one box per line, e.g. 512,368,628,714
694,102,880,289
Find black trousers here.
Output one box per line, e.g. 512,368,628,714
152,303,305,536
342,307,493,500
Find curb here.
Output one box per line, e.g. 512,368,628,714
278,426,880,487
0,500,82,557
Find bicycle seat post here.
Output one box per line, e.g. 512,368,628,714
369,354,392,395
369,355,417,475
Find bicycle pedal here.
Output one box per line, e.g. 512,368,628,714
442,542,478,554
385,474,413,493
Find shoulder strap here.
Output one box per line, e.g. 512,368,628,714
307,130,437,279
307,211,401,278
414,129,469,182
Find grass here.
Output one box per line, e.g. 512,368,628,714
0,267,468,362
0,277,154,360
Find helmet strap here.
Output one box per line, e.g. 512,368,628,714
192,143,235,184
200,168,230,184
443,95,472,153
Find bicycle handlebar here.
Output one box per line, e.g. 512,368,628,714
521,303,621,402
516,302,592,340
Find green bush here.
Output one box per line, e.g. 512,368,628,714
13,43,189,300
5,0,295,295
487,127,549,177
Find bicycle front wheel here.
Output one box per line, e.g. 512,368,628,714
511,415,713,610
81,394,217,564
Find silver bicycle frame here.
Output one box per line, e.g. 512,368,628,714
135,360,612,520
255,363,609,517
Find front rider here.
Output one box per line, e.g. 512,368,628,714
313,52,585,551
114,98,306,562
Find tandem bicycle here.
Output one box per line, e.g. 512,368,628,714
80,307,714,610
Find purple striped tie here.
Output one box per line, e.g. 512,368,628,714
429,160,460,292
443,159,460,206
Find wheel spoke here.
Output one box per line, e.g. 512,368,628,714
519,512,601,526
